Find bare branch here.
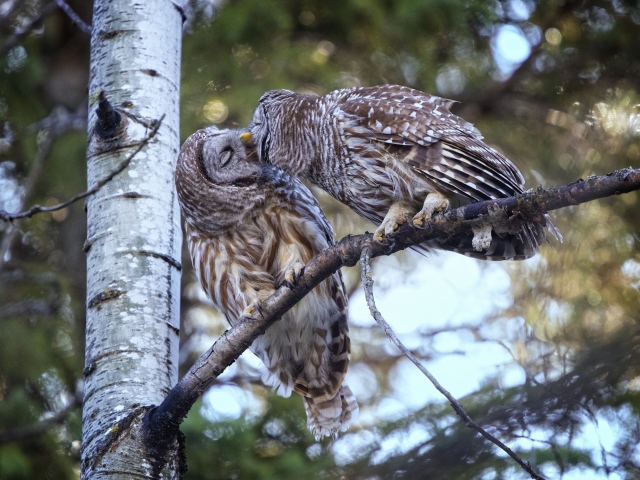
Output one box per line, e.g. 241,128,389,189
0,2,57,57
0,299,57,318
0,115,164,223
0,395,81,444
0,130,54,266
0,0,21,24
23,105,87,136
0,106,87,268
359,245,545,479
54,0,91,34
144,167,640,466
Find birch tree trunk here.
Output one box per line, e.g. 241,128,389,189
81,2,183,478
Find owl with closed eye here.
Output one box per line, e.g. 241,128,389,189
174,126,358,438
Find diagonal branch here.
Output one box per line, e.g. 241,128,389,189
0,2,57,57
0,115,164,223
144,167,640,463
359,245,545,480
54,0,92,35
0,130,53,267
0,395,81,444
0,106,88,268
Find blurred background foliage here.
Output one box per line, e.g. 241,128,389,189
0,0,640,478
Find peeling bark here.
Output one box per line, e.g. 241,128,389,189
81,2,182,479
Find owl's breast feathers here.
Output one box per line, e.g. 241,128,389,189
177,126,358,437
186,175,332,320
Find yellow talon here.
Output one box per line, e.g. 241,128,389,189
243,304,257,317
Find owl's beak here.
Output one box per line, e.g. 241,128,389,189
239,132,253,144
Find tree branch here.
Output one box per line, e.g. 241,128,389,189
23,105,87,136
0,130,53,267
54,0,92,34
0,299,58,318
0,106,87,269
0,395,81,444
0,2,57,57
359,245,545,480
144,167,640,464
0,115,164,223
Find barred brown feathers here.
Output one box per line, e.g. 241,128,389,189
175,126,358,438
250,84,561,260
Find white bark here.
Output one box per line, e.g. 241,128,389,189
81,2,183,479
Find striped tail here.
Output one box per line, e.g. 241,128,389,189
436,213,562,261
303,385,359,440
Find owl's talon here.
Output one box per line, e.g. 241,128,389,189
279,280,295,290
374,201,415,242
242,302,261,318
373,235,387,245
282,262,305,288
412,192,450,226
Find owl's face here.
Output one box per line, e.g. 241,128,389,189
200,127,260,186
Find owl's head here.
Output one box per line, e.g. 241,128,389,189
248,90,299,165
176,126,268,235
199,127,260,186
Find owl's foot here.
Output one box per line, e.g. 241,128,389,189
373,202,415,242
412,192,450,227
242,302,261,318
279,262,305,289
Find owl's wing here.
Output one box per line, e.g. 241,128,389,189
337,85,526,201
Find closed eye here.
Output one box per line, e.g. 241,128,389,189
219,148,233,167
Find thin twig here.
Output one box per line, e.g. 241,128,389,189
0,2,57,57
0,115,165,223
358,245,545,480
54,0,91,34
0,396,81,444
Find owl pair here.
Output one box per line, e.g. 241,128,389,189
175,85,561,439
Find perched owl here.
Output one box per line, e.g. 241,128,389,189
175,126,358,438
246,84,561,260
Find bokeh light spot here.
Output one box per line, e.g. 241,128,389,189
435,66,466,96
46,197,68,222
588,291,602,306
545,27,562,46
299,11,315,26
203,99,228,123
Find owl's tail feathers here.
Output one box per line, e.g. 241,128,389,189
304,385,359,440
435,214,562,261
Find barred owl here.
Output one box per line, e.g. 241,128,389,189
175,126,358,438
247,84,561,260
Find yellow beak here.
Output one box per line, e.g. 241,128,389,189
239,132,253,144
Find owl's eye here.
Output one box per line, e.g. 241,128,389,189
219,147,234,167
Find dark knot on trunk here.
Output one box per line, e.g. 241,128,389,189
95,91,122,138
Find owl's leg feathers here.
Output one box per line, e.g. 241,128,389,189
279,262,305,289
412,192,450,227
373,201,415,242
